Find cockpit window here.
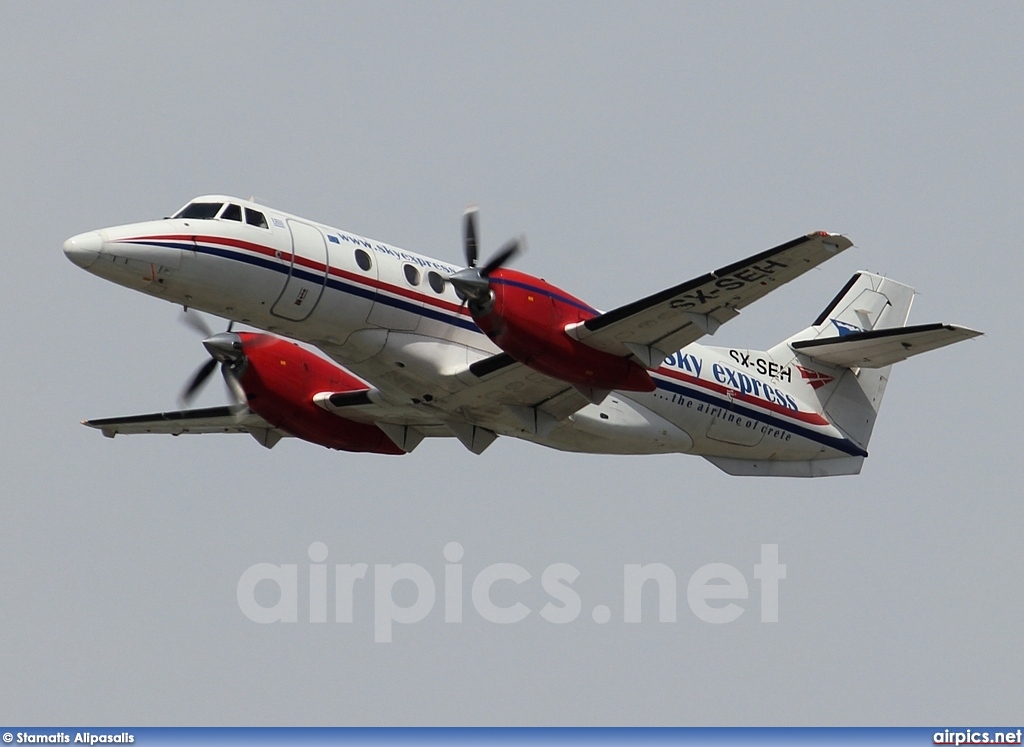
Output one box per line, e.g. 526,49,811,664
245,208,268,228
221,204,242,222
173,202,223,219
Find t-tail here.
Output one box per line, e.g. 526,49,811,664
710,271,981,477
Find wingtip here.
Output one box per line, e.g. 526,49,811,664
940,323,984,339
810,231,853,252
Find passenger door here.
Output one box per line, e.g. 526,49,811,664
271,220,329,321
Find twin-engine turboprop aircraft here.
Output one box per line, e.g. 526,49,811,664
64,196,981,476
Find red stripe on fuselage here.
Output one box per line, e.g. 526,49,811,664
652,366,829,427
118,233,473,318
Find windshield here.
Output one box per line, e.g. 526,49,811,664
173,202,223,219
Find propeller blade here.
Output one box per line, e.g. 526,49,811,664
451,206,524,312
480,237,521,277
463,206,479,268
221,363,249,419
180,358,218,405
180,308,213,338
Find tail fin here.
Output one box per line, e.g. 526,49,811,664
769,272,979,453
772,271,917,349
708,272,980,477
769,272,914,452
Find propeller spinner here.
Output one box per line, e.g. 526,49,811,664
178,310,247,409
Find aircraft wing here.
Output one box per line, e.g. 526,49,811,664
315,352,589,452
84,357,590,456
82,406,289,448
431,352,590,438
567,232,852,366
454,352,589,416
790,323,983,368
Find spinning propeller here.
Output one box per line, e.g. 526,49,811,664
178,309,248,409
446,206,523,310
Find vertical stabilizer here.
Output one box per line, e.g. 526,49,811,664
769,272,916,450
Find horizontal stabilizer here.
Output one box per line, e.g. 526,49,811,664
706,456,865,477
791,323,982,368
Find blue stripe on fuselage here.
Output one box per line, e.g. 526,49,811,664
143,240,480,332
652,375,868,458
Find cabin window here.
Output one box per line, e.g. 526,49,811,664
403,264,422,286
221,204,242,222
355,249,372,271
174,202,223,219
245,208,269,228
427,271,446,294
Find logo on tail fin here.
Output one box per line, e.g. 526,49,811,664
830,319,862,337
795,365,835,390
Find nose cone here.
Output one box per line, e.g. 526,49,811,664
63,231,102,269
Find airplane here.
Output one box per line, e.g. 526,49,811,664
63,195,982,476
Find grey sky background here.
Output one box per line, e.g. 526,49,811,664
1,2,1020,725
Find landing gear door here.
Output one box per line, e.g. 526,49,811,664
271,220,329,321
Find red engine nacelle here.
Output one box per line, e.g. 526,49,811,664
235,333,404,454
472,269,655,393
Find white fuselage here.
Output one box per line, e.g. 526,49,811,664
64,195,862,461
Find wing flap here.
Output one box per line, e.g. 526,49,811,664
571,232,852,361
790,323,982,368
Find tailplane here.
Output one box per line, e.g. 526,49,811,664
769,271,981,454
